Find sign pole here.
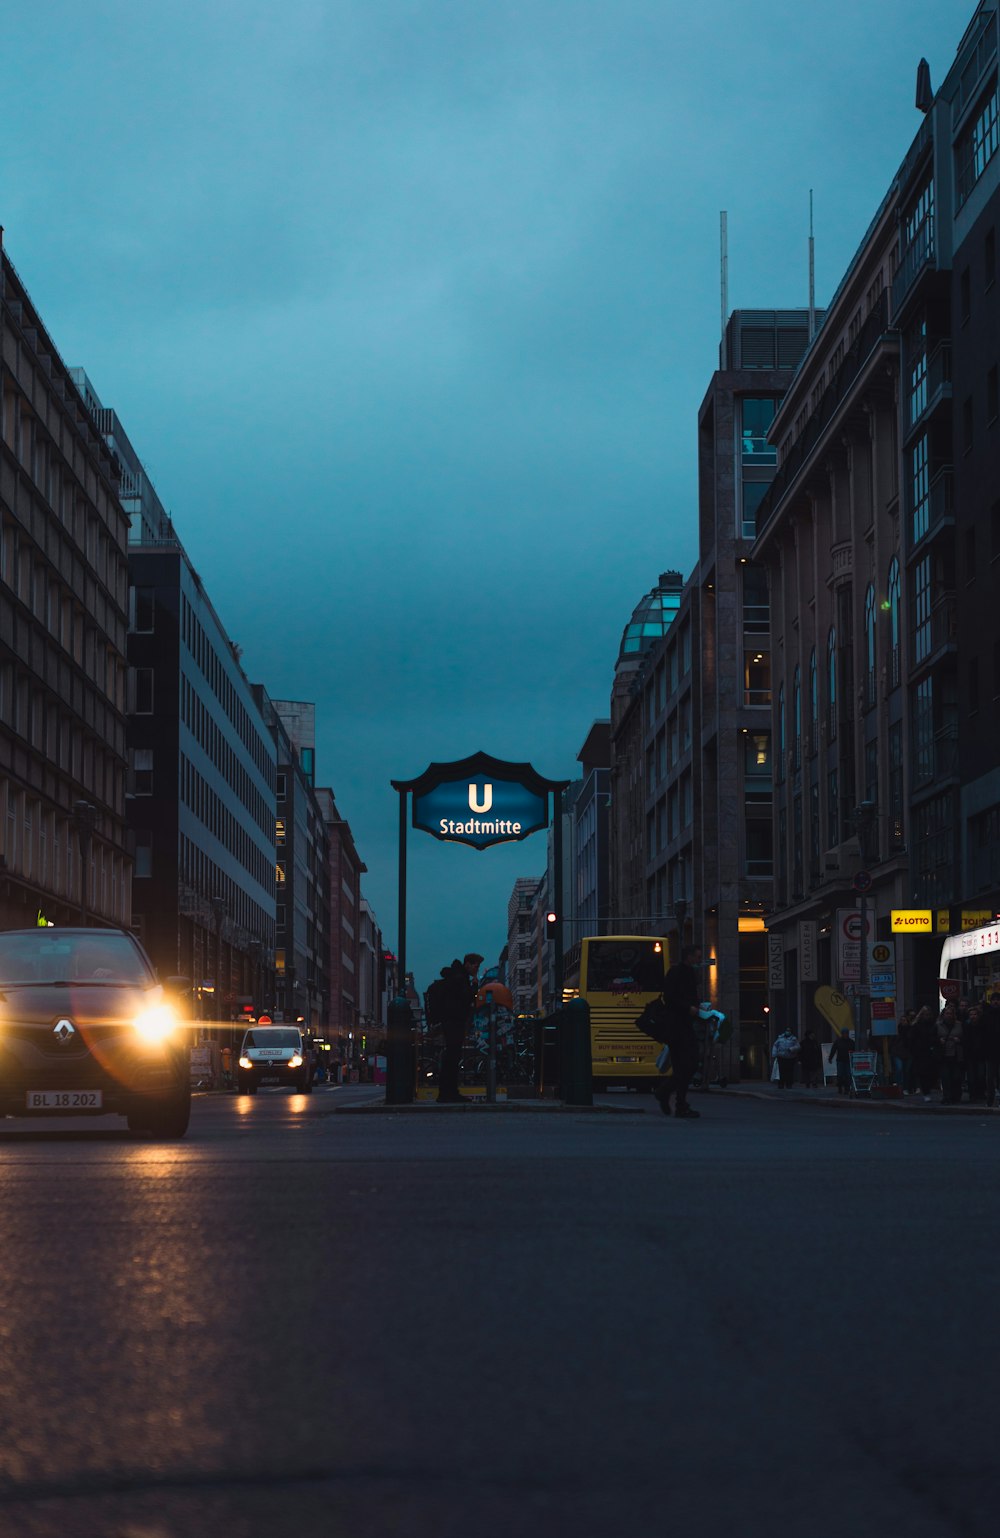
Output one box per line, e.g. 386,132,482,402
552,787,564,1008
385,789,414,1106
397,788,407,990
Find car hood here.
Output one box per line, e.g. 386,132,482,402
0,982,162,1026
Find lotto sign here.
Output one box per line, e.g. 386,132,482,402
891,910,932,933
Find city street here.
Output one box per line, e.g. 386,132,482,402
2,1088,998,1537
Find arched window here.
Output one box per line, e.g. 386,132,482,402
887,558,901,689
792,665,801,770
777,683,786,782
827,627,837,741
864,584,877,708
809,648,818,754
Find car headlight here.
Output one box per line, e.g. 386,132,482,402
238,1056,253,1070
288,1053,303,1068
133,1004,176,1044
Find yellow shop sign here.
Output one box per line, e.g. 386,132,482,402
891,909,932,933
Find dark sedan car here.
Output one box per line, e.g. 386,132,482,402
0,928,191,1137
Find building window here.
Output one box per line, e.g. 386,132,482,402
864,584,877,707
132,668,154,714
911,434,930,543
744,731,770,779
908,318,927,426
955,74,999,208
276,774,287,801
131,748,153,795
745,648,770,707
741,480,770,540
808,649,818,755
827,628,837,741
792,666,801,771
742,564,769,632
275,817,286,846
886,558,901,689
913,556,932,663
913,677,934,785
131,587,155,632
740,399,778,464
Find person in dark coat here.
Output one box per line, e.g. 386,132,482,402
908,1005,940,1101
828,1029,854,1095
980,992,1000,1109
434,954,481,1104
799,1027,823,1088
655,944,703,1119
937,1004,964,1105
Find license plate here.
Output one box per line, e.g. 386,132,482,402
26,1090,103,1110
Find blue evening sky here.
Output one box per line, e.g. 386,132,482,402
2,0,972,992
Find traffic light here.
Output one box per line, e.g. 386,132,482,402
546,911,557,926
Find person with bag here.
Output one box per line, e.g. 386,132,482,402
655,944,703,1119
828,1028,854,1095
798,1027,823,1088
433,953,482,1104
771,1027,800,1088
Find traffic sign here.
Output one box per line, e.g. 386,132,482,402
853,870,873,894
938,979,960,1002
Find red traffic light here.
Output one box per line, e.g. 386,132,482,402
546,911,557,925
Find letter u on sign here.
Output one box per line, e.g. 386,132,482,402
468,783,493,814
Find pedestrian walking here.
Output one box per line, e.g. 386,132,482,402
655,944,703,1119
771,1028,800,1088
828,1029,854,1095
964,1004,986,1103
431,953,482,1103
799,1028,823,1088
980,991,1000,1109
908,1005,940,1101
937,1004,964,1105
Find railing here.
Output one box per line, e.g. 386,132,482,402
892,217,936,315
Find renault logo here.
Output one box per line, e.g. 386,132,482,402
53,1019,76,1043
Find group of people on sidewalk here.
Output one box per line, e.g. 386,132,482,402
768,989,1000,1105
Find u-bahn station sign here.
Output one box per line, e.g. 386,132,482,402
392,751,568,851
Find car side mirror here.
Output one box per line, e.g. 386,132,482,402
164,975,193,995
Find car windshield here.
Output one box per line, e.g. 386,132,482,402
0,932,153,987
243,1029,300,1049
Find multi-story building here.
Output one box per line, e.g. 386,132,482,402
1,246,131,931
572,720,611,939
252,694,330,1031
506,875,542,1017
695,309,818,1073
756,0,1000,1015
317,786,366,1063
608,572,684,935
67,373,279,1026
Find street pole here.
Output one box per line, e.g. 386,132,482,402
859,890,869,1051
552,788,563,1008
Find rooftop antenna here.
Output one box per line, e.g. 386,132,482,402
720,211,729,368
808,190,816,341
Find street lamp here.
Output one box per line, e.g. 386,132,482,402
72,801,97,925
210,896,227,1027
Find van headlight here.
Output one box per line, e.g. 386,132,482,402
239,1056,253,1070
288,1053,303,1068
133,1004,176,1044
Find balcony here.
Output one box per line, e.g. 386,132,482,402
907,343,952,437
892,217,936,316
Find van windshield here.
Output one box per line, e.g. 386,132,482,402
243,1029,300,1049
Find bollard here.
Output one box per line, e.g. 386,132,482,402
385,994,415,1105
558,998,593,1106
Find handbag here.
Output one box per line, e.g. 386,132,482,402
635,997,672,1043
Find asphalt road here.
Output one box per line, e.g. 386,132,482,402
1,1086,998,1538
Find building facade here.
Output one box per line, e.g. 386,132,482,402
317,786,366,1065
1,246,131,932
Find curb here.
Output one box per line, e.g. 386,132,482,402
718,1086,1000,1116
326,1098,645,1116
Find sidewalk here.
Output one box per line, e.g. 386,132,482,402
717,1080,1000,1114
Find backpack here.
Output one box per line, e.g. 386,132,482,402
634,996,672,1044
425,978,447,1027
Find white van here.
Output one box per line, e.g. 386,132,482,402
237,1026,313,1094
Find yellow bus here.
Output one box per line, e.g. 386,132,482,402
580,934,670,1092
